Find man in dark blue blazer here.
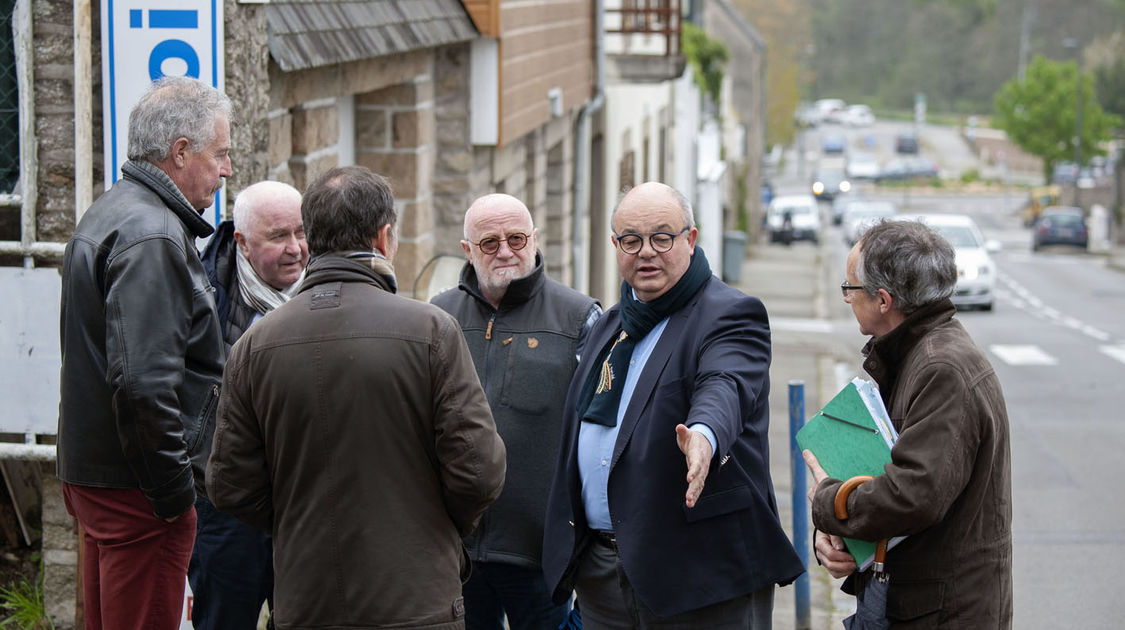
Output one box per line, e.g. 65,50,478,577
542,182,804,628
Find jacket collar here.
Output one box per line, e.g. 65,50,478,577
299,254,397,295
862,298,956,390
121,159,215,238
456,252,546,312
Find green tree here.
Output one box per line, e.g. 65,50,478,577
682,22,729,111
993,55,1122,181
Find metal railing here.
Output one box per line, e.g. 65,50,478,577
604,0,682,57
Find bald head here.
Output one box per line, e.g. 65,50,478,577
463,194,533,240
460,193,538,308
612,182,695,229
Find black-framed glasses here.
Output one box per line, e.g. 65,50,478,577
840,280,866,297
474,232,530,255
613,228,690,255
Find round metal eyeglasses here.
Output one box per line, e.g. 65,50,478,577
613,228,690,255
474,233,530,255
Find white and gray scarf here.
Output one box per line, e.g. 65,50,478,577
236,248,304,314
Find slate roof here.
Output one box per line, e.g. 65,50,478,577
267,0,479,72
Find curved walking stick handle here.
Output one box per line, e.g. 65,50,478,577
833,474,890,574
834,475,875,519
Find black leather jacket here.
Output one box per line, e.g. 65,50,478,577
58,160,226,519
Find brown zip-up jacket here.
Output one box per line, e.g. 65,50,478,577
208,254,506,630
812,300,1013,628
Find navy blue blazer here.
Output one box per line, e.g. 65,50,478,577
542,276,804,617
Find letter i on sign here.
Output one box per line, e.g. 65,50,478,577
101,0,225,223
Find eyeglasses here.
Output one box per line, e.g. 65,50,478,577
473,232,530,255
840,281,866,297
613,228,690,255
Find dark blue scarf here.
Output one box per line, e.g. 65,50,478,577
579,247,712,427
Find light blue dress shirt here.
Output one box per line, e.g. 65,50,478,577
577,316,717,531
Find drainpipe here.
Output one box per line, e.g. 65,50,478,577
572,0,605,295
74,0,93,224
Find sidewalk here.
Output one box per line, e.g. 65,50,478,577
732,237,854,630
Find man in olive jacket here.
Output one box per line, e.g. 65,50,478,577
805,219,1012,628
207,166,506,630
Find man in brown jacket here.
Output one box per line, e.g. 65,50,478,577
207,166,507,630
804,219,1012,628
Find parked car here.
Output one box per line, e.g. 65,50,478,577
876,157,938,182
1032,206,1088,251
846,152,880,180
820,132,847,155
841,201,897,245
767,194,821,244
897,213,999,311
811,166,851,200
843,104,875,127
812,98,846,125
894,133,919,154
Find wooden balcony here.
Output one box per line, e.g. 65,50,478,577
605,0,685,82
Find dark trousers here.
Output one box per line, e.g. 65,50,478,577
574,532,774,630
63,483,196,630
188,495,274,630
463,560,569,630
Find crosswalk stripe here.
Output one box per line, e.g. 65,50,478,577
989,344,1058,366
1099,345,1125,365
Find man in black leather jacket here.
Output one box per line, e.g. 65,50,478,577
58,76,231,630
190,181,307,630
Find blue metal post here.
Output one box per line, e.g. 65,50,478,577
789,380,810,629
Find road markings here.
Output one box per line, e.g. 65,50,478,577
1099,345,1125,365
989,344,1058,366
995,272,1112,343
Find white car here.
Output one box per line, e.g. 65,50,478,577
843,104,875,127
767,194,821,244
896,214,1000,311
846,152,880,180
842,201,897,246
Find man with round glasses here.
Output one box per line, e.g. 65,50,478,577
543,182,803,628
432,193,600,630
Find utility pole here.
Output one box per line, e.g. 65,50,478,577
1064,37,1083,209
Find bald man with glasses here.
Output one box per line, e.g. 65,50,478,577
542,182,803,629
432,193,601,630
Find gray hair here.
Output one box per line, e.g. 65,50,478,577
611,183,696,229
127,76,232,163
233,181,301,232
855,219,957,314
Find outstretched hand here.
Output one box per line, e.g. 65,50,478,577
676,424,713,508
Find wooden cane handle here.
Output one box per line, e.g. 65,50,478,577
834,475,875,519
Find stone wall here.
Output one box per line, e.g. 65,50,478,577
223,0,271,209
33,0,81,242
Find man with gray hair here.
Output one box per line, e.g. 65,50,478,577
804,219,1012,627
190,181,308,629
58,76,231,629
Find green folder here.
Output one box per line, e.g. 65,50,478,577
796,380,895,569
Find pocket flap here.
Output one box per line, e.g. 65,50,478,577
885,578,944,622
683,484,753,523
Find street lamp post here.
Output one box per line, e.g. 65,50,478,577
1064,37,1083,209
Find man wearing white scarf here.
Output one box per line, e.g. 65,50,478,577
191,180,308,630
